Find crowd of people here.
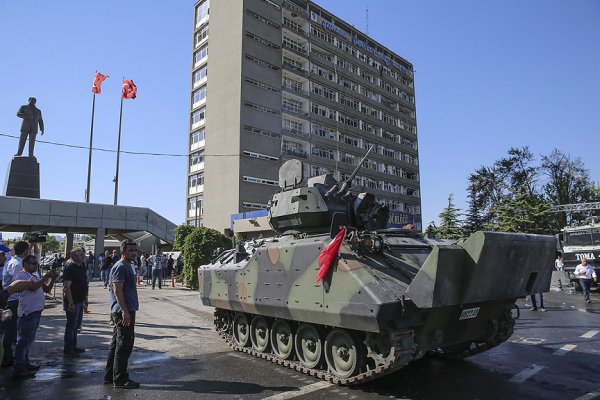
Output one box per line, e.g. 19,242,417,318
0,239,182,389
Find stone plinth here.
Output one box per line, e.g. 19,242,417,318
4,156,40,198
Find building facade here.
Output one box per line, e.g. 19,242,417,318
187,0,421,233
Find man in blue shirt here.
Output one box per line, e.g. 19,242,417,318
104,240,140,389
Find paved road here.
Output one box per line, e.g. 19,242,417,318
0,281,598,400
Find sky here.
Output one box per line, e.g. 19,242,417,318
0,0,598,235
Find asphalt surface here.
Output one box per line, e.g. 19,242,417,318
0,280,598,400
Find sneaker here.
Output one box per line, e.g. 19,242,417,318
586,300,592,304
63,351,80,358
12,367,35,379
529,307,538,311
75,347,86,353
26,363,41,371
114,379,140,389
539,307,546,312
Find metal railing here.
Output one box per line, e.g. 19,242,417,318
281,126,310,138
282,0,309,17
282,82,309,96
282,148,308,158
282,60,309,76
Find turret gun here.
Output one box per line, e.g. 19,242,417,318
325,146,374,199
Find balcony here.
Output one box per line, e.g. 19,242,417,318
282,39,308,55
283,59,309,76
282,0,308,18
282,82,309,96
282,103,309,117
281,126,309,139
282,148,308,159
282,18,309,37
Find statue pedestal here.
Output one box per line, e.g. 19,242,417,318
4,156,40,198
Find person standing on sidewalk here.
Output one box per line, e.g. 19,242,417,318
150,249,166,290
101,251,113,289
11,255,57,378
63,248,88,358
1,241,29,368
104,240,140,389
575,258,598,304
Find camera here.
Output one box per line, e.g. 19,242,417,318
28,232,47,243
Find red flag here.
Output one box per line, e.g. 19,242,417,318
316,227,346,284
92,72,108,94
122,79,137,99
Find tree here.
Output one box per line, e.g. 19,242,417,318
466,165,504,230
491,184,552,234
42,235,62,254
435,194,464,239
173,224,195,251
541,148,600,228
182,227,232,289
424,221,438,237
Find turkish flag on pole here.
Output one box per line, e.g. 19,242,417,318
316,227,346,284
122,79,137,99
92,72,108,94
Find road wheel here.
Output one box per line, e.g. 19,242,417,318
295,323,322,369
325,328,360,379
250,316,270,352
215,310,232,334
233,313,250,347
271,320,294,360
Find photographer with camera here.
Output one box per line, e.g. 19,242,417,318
1,241,30,368
11,255,57,378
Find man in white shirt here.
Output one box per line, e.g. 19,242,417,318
574,258,598,304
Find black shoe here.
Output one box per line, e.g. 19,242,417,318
63,351,80,358
104,379,113,384
26,363,41,371
114,379,140,389
529,307,538,311
75,347,86,353
586,300,592,304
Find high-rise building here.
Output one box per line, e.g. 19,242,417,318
187,0,421,233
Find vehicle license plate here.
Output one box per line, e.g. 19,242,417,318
459,307,480,320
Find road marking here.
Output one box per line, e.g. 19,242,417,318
574,389,600,400
581,330,599,339
553,344,577,356
509,364,545,383
260,381,333,400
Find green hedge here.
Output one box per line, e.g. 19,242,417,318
182,226,231,289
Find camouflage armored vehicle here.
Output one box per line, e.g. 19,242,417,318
198,156,556,385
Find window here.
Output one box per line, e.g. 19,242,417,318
243,125,281,139
246,32,280,50
282,118,304,134
242,202,269,209
191,129,205,144
242,150,279,161
195,24,208,45
311,123,336,140
283,77,304,94
192,85,207,105
312,145,336,160
244,101,280,116
243,176,279,186
196,0,209,25
282,97,303,114
189,172,205,189
194,45,208,65
188,195,204,216
193,66,207,85
190,151,205,167
246,9,279,29
282,35,307,53
246,54,280,71
245,77,279,93
282,140,307,158
191,107,206,125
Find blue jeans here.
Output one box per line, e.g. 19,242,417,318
64,302,84,353
1,300,19,364
102,269,110,287
530,293,544,309
15,310,42,369
580,278,592,302
152,269,162,289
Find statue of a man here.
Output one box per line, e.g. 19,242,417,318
16,97,44,157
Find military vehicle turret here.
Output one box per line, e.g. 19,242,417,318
198,155,556,384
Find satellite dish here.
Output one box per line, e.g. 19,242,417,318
279,159,304,189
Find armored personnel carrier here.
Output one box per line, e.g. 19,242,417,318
198,155,556,385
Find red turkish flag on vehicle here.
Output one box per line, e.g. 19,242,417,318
92,72,108,94
122,79,137,99
316,227,346,284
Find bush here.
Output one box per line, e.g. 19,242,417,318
182,227,232,289
173,224,195,251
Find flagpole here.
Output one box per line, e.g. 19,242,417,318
85,93,96,203
114,94,124,206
